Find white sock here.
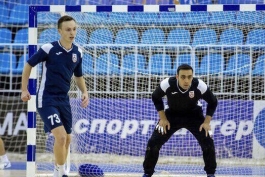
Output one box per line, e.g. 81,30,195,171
0,154,9,162
57,164,65,175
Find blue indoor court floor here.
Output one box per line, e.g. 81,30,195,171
2,161,265,177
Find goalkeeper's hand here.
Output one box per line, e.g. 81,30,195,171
199,115,213,137
199,122,212,137
156,119,170,135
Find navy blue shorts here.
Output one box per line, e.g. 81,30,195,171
37,104,72,134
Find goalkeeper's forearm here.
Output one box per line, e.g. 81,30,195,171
204,115,212,124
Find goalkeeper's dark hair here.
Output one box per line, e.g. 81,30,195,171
57,15,76,29
177,64,193,74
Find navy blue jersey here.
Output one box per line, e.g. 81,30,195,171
27,41,83,108
152,77,218,117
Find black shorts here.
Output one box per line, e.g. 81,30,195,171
165,108,205,126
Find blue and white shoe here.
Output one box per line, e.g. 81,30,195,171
0,161,11,169
53,168,58,177
54,164,68,177
142,174,152,177
207,174,215,177
53,169,68,177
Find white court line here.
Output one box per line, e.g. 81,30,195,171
35,172,265,177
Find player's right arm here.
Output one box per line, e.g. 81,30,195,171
20,44,50,102
156,110,170,135
152,78,171,134
21,63,33,102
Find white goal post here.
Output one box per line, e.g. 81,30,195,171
27,4,265,177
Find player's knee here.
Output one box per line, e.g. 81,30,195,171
54,134,67,147
145,145,161,159
147,140,162,153
201,139,215,152
152,145,161,153
202,145,215,153
65,136,71,147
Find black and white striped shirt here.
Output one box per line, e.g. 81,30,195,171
152,77,218,117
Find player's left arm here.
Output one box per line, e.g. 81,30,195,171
202,88,218,118
198,80,218,137
75,76,89,108
74,50,89,108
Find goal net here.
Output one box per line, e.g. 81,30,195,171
0,1,265,177
33,5,265,177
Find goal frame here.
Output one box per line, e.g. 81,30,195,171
27,4,265,177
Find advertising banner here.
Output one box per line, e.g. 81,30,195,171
252,101,265,159
0,97,27,152
70,99,254,158
0,97,258,158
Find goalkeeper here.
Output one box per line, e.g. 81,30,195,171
142,64,218,177
21,15,89,177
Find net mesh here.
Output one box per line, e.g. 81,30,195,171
0,0,265,177
38,10,265,176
